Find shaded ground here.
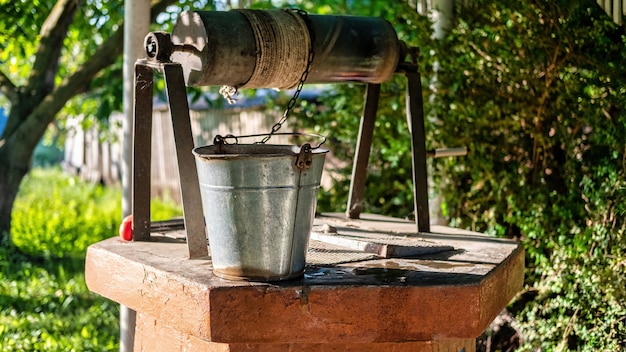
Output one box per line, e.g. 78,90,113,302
477,310,522,352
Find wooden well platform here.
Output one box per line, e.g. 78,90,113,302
85,213,523,352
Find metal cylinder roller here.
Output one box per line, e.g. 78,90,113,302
169,9,402,88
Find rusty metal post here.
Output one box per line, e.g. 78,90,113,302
131,59,208,259
405,70,430,233
131,63,154,241
162,63,209,259
346,83,380,219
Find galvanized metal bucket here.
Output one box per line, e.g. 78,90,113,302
193,143,327,281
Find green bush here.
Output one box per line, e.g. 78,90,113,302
290,0,626,349
2,168,182,351
11,169,121,258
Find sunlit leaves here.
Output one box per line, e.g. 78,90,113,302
2,169,182,350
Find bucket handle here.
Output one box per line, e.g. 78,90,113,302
213,132,326,150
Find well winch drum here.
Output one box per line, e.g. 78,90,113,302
169,9,401,87
193,143,328,281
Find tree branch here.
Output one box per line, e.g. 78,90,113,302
26,0,79,95
0,69,17,104
7,0,178,160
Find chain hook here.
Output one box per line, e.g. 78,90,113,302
295,143,313,170
213,134,238,145
260,9,316,144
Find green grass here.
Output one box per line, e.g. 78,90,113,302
1,168,182,351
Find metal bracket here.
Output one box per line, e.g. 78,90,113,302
346,83,380,219
295,143,313,170
132,59,209,259
345,50,431,233
404,69,430,233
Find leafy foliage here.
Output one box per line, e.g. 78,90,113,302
430,0,626,350
2,169,181,350
0,0,50,87
277,0,626,349
11,168,181,258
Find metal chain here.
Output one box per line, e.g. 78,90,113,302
219,85,238,104
260,9,315,144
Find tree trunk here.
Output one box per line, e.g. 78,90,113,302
0,0,178,243
0,144,31,239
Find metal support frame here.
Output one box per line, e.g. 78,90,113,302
132,60,208,258
405,70,430,233
345,62,431,233
135,45,432,249
132,63,153,241
346,83,380,219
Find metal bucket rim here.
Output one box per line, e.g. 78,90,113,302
193,144,329,160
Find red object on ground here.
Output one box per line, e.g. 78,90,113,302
119,215,133,241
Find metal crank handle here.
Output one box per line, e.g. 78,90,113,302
427,147,468,158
